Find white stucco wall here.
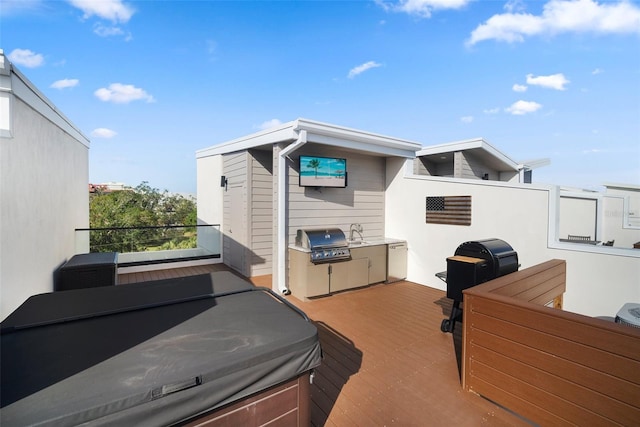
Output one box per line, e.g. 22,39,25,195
545,246,639,317
559,196,597,239
196,154,224,254
385,158,640,318
601,187,640,246
1,94,89,320
385,158,550,288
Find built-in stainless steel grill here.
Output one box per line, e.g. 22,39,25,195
296,228,351,264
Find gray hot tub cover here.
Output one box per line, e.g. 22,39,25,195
0,271,322,426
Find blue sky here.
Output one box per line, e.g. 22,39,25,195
2,0,639,194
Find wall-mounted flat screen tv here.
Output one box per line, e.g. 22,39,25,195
299,155,347,188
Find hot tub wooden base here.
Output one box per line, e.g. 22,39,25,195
181,372,311,427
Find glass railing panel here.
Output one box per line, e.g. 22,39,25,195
74,225,221,258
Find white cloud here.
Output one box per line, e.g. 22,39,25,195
93,23,124,37
483,107,501,114
460,115,474,123
503,0,526,13
91,128,118,138
348,61,382,79
591,68,604,75
505,100,542,115
467,0,640,46
377,0,470,18
258,119,282,130
467,12,544,45
68,0,134,23
7,48,44,68
526,73,570,90
50,78,79,89
0,0,46,17
582,148,605,154
94,83,155,104
512,84,528,92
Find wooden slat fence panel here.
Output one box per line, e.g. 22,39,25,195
476,259,566,299
462,259,640,426
469,298,640,365
470,328,640,409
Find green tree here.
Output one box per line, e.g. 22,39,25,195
89,182,197,252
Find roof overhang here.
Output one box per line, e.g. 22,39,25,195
416,138,549,172
196,118,422,159
603,182,640,192
519,157,551,170
0,50,90,146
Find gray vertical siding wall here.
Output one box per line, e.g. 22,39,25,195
222,145,387,278
287,147,386,242
222,151,249,274
249,149,273,276
222,149,274,277
415,152,519,182
414,157,436,176
414,156,454,177
459,151,495,180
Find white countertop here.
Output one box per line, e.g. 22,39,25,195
289,238,406,252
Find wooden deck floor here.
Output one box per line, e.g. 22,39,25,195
119,265,530,427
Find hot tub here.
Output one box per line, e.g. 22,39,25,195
1,271,322,426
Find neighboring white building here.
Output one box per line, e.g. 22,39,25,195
558,183,640,248
0,50,90,320
603,182,640,229
414,137,550,183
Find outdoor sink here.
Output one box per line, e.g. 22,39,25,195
348,240,368,245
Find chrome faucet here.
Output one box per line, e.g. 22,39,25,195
349,223,363,241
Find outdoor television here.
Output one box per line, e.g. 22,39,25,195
299,155,347,188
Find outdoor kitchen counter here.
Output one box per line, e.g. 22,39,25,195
288,239,406,299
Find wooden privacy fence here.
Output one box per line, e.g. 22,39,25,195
462,259,640,426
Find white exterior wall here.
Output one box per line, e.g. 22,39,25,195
385,158,550,287
385,158,639,318
602,196,640,247
1,76,89,320
602,185,640,242
559,196,598,239
196,153,224,253
545,247,639,317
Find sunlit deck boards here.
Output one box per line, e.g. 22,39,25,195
117,263,230,285
117,265,529,426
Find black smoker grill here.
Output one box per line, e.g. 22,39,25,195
438,238,519,333
296,228,351,264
